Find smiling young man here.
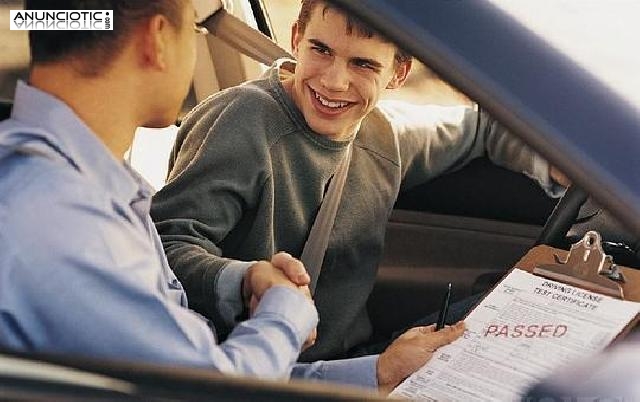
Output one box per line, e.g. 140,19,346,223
151,0,560,365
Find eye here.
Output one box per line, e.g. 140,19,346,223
353,59,377,71
311,45,331,56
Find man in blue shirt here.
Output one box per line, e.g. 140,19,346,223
0,0,464,393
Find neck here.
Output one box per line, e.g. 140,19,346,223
29,63,140,159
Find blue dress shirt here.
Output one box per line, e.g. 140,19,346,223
0,82,377,388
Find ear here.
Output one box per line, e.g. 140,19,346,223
386,58,412,89
290,22,302,57
139,14,171,71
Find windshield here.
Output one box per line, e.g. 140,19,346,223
488,0,640,110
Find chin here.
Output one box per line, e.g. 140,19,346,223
307,120,350,140
143,111,179,128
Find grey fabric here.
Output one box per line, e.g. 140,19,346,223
151,60,553,361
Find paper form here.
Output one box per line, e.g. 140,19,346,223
391,269,640,401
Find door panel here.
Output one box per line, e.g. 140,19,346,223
368,159,555,338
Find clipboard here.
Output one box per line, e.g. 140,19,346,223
511,230,640,340
391,231,640,401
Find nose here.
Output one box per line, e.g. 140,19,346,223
320,60,349,92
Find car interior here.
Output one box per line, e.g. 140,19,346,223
1,0,640,398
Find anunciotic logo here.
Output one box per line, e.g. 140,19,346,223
10,10,113,30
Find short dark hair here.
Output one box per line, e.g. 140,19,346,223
297,0,411,64
26,0,185,76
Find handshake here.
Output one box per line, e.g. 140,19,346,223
242,252,317,349
242,252,465,393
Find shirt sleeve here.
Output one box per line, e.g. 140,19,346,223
214,260,254,329
0,177,317,380
291,355,379,389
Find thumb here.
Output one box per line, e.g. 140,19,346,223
271,252,310,285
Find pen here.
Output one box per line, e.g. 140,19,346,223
436,282,452,331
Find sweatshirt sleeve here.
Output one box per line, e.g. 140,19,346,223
151,90,272,338
377,101,564,197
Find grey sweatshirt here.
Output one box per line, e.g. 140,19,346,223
151,61,557,361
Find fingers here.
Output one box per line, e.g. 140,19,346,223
425,321,466,350
376,321,466,394
407,324,435,335
244,260,297,302
402,321,465,349
271,252,310,285
550,165,571,187
302,327,317,351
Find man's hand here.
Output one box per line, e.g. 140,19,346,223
550,165,571,188
270,252,312,285
242,260,296,303
377,321,466,394
242,252,317,350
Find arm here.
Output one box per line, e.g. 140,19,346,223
1,187,317,379
151,93,272,337
291,323,466,394
376,101,566,196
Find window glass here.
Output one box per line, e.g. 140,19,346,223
489,0,640,109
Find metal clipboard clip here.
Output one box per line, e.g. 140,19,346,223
533,231,625,299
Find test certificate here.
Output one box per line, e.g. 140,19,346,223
391,269,640,401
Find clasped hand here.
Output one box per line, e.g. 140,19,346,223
242,252,317,350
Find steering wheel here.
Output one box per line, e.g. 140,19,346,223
535,185,640,268
535,185,588,247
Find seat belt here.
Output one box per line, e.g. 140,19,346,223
200,9,294,68
300,144,353,294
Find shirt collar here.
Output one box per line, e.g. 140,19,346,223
10,80,153,202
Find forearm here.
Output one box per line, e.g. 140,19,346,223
215,286,318,378
478,108,566,197
160,238,255,339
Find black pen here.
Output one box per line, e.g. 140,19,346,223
436,282,452,331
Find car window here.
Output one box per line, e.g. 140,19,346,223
489,0,640,110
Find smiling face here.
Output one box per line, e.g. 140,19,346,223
286,5,411,141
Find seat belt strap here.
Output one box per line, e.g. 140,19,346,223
300,143,353,294
200,9,293,67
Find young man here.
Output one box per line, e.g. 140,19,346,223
150,0,542,362
0,0,464,392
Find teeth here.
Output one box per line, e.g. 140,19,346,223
314,91,349,108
